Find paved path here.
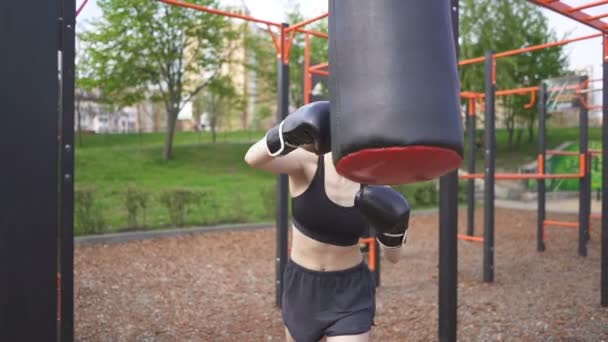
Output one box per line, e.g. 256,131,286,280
495,198,602,214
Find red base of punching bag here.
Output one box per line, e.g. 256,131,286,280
335,146,462,185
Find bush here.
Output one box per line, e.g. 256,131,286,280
393,181,439,207
228,192,249,223
74,186,106,235
124,183,150,228
458,180,469,203
260,184,278,220
159,188,204,227
198,190,221,225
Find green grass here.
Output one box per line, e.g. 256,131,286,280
77,130,264,149
74,126,597,235
75,130,274,235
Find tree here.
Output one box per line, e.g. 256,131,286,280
460,0,569,149
193,75,239,143
243,5,328,121
78,0,237,160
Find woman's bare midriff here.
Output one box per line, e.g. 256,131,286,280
289,225,363,272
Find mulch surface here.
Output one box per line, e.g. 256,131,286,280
75,208,608,341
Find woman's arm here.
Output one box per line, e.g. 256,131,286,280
244,136,314,176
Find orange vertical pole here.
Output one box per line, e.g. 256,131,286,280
304,33,312,104
368,239,376,271
468,97,476,116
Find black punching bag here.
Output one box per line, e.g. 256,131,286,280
328,0,464,185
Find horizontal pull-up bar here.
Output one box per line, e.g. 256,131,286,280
298,28,328,39
567,0,608,13
585,12,608,22
459,33,602,66
310,63,328,71
459,173,583,180
285,13,329,33
544,220,579,228
76,0,89,17
457,234,484,243
157,0,281,27
529,0,608,32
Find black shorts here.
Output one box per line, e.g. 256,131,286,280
281,258,376,342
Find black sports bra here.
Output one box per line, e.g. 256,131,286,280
291,156,370,246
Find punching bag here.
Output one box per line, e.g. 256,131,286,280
328,0,464,185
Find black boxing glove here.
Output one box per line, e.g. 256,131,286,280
265,101,331,156
355,185,410,249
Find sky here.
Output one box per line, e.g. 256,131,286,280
76,0,608,89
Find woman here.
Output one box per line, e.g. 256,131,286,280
244,101,409,342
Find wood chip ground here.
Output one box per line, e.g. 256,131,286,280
75,208,608,341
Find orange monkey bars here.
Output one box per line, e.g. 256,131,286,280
157,0,329,64
459,33,603,66
157,0,281,27
530,0,608,32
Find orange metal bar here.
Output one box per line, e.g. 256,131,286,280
360,237,376,271
468,98,476,117
76,0,89,16
538,154,545,174
491,58,497,85
297,28,328,39
524,90,536,109
496,87,537,96
459,33,602,66
461,91,482,99
585,12,608,22
528,0,608,32
459,172,582,180
457,234,484,243
473,86,538,97
459,56,486,66
310,62,328,71
544,220,579,228
266,25,281,58
157,0,281,27
311,69,329,77
284,29,297,63
494,33,603,58
591,213,602,219
285,13,329,33
605,34,608,61
304,34,312,105
567,0,608,13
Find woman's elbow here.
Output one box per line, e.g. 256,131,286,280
244,150,255,167
244,143,263,168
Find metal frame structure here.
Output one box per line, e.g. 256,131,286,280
1,0,75,341
4,1,606,341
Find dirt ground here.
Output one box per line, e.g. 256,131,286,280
75,208,608,341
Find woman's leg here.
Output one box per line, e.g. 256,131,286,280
326,331,370,342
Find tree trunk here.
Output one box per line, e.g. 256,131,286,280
76,99,83,147
527,118,535,143
506,112,514,151
211,118,217,143
164,109,178,160
515,126,524,146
